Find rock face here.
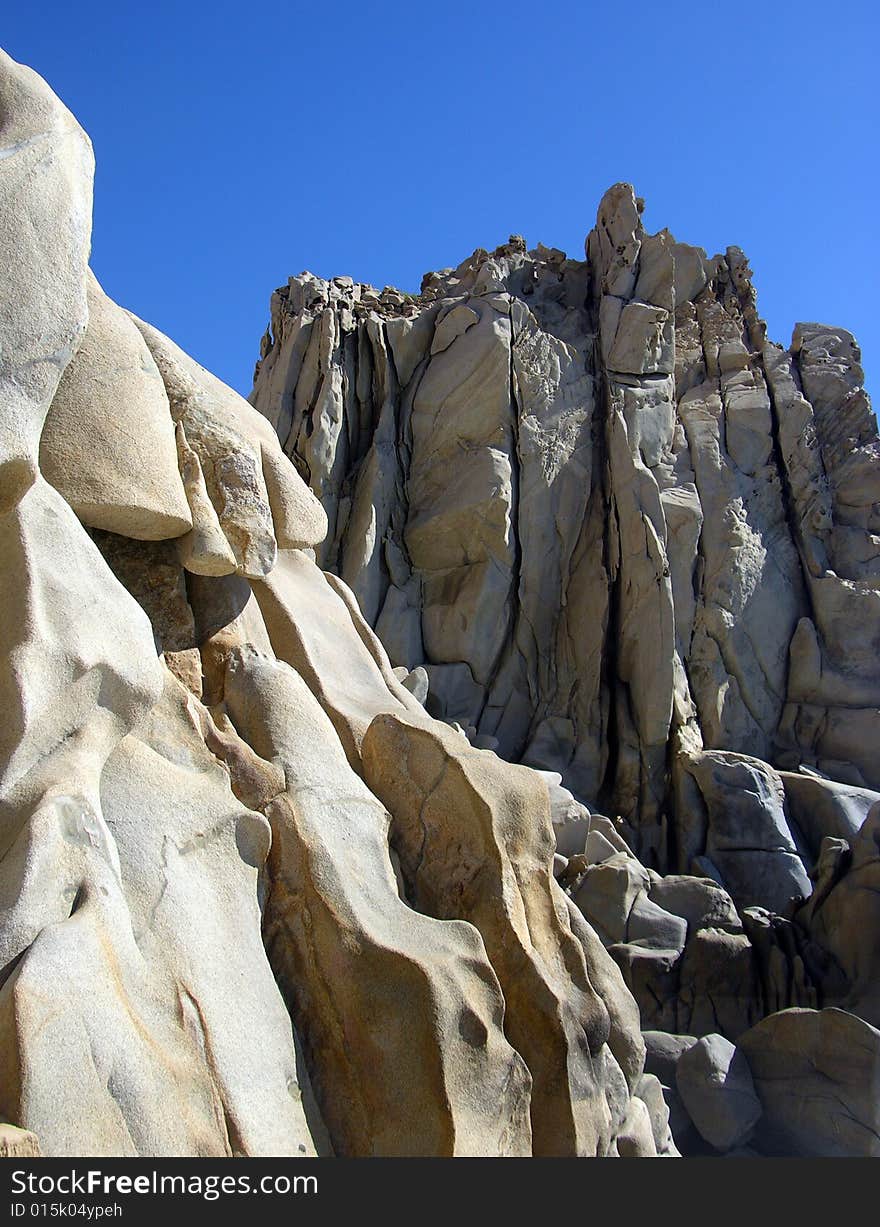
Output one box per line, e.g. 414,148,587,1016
251,187,879,877
675,1033,761,1152
0,49,663,1159
2,45,879,1159
249,175,880,1157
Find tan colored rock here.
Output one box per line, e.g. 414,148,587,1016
222,645,532,1156
97,672,319,1156
92,531,197,656
261,441,328,550
129,314,277,577
0,55,319,1159
562,895,647,1093
131,314,326,577
174,421,237,575
6,45,880,1160
253,547,423,765
0,1124,40,1157
362,713,645,1156
0,48,93,508
615,1097,658,1156
40,271,192,539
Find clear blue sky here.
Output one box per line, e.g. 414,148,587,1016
4,2,878,398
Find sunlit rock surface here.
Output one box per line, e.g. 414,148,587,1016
1,43,878,1159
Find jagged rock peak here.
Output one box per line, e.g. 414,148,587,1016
248,177,880,1159
250,177,880,856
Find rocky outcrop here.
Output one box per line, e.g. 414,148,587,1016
0,49,660,1159
250,171,880,1158
251,185,878,876
2,43,878,1159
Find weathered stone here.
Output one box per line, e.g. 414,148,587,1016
635,1072,678,1156
684,752,811,913
363,714,644,1156
247,181,876,921
571,853,652,945
0,1124,40,1157
4,46,880,1160
223,647,532,1156
780,768,880,855
174,421,238,575
739,1008,880,1157
615,1096,657,1157
627,894,688,952
675,1034,762,1152
642,1031,699,1087
797,803,880,1026
677,928,764,1041
0,48,93,509
41,271,192,540
647,873,741,934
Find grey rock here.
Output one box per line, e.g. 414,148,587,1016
647,873,741,933
740,1008,880,1157
627,894,688,953
675,1034,762,1152
398,664,429,706
251,178,879,896
642,1031,699,1086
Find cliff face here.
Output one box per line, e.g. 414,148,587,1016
248,184,880,1157
0,48,663,1160
251,189,880,870
2,44,880,1162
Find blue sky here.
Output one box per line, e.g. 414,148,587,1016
4,2,878,398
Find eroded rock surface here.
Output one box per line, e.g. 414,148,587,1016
0,50,657,1159
251,184,877,877
250,178,880,1158
2,45,878,1159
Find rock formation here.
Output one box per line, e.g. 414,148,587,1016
250,164,880,1155
1,44,878,1159
0,48,664,1159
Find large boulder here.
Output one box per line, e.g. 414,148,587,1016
739,1008,880,1157
684,752,811,914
